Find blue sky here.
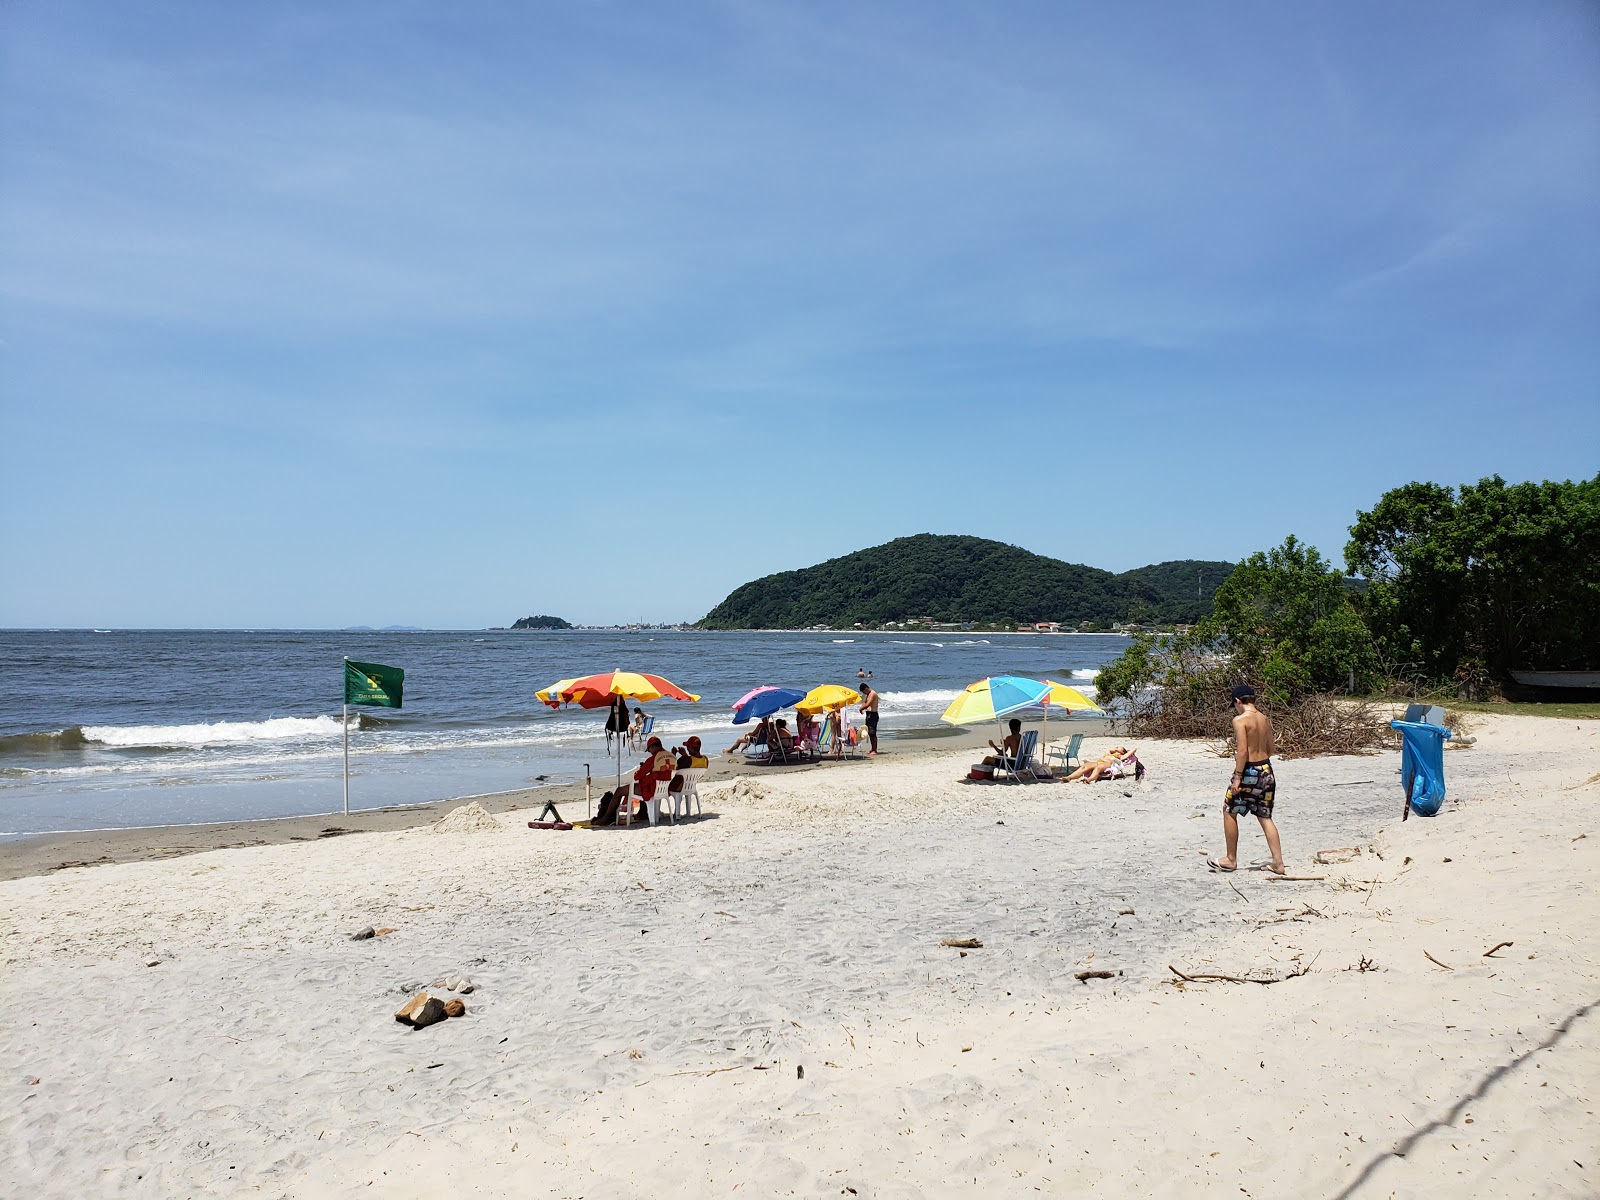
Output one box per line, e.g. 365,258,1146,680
3,1,1596,628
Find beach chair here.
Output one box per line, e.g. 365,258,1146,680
672,766,706,819
1102,749,1145,781
1044,731,1084,773
627,714,655,751
996,729,1039,783
842,723,869,759
620,771,672,826
813,721,838,759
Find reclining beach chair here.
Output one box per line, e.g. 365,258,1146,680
1044,731,1084,773
814,721,838,759
996,729,1040,783
1102,749,1145,781
628,714,655,751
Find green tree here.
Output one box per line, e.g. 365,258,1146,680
1096,536,1377,728
1203,535,1378,703
1345,474,1600,687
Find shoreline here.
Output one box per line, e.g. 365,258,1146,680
0,720,1115,881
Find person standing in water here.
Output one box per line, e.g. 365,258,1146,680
858,682,880,756
1208,684,1285,875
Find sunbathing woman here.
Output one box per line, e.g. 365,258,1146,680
1063,746,1135,783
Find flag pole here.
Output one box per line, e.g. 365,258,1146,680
342,657,350,816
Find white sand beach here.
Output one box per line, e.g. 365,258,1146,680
3,713,1596,1198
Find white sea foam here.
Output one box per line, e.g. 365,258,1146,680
80,715,346,749
1070,669,1101,680
877,689,960,714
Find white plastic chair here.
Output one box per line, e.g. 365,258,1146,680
673,766,707,820
621,775,667,826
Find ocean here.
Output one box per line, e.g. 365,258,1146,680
0,629,1126,837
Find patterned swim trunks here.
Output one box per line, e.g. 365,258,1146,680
1225,761,1275,818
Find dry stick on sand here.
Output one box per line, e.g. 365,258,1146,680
1075,970,1121,983
1168,963,1310,986
1424,950,1454,971
1482,941,1514,958
940,937,983,949
1226,877,1249,903
1264,874,1326,882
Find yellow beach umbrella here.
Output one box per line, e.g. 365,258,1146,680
796,683,862,715
1040,680,1102,712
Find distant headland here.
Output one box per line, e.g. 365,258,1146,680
696,535,1234,632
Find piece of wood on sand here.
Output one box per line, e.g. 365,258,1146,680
1075,970,1121,983
940,937,983,949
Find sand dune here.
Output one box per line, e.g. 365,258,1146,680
3,714,1596,1197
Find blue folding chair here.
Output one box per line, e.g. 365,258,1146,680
1391,719,1452,818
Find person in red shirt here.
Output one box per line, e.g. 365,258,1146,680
595,736,675,825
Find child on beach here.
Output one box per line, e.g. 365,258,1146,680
1208,685,1286,875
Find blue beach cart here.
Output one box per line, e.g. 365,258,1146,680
1390,718,1453,819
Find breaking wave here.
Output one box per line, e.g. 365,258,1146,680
80,715,347,749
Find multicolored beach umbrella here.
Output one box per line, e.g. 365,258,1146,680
548,670,700,707
939,676,1053,726
538,670,701,788
731,686,808,725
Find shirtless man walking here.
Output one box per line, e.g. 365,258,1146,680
1208,684,1286,875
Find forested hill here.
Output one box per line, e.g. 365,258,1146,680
697,535,1234,629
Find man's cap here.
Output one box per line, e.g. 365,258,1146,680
685,735,701,750
1230,684,1256,702
646,736,663,750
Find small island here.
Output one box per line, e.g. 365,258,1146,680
510,614,573,630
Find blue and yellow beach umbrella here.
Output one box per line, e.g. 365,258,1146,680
939,676,1054,726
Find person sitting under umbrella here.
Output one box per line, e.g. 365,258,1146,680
596,736,676,824
668,736,709,802
724,716,771,757
982,718,1025,769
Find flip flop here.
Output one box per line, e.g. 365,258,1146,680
1206,856,1237,873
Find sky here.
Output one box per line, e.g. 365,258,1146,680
2,1,1596,629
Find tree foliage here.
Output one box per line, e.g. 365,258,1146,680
1345,474,1600,687
511,614,573,630
695,535,1234,629
1096,537,1380,744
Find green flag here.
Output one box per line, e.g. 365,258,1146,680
345,659,404,708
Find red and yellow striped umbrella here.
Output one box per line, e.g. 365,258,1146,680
541,670,700,708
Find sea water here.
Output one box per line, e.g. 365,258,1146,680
0,629,1125,836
